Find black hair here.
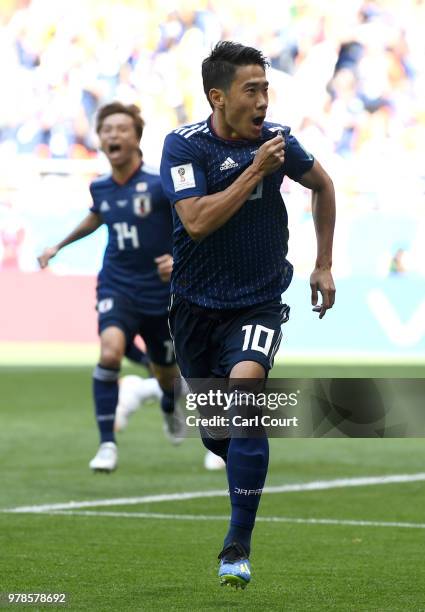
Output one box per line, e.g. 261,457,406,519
96,102,145,141
202,41,269,108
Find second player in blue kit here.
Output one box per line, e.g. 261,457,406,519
161,42,336,588
38,102,184,472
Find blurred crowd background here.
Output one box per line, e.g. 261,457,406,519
0,0,424,354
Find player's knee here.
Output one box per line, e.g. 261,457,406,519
100,345,123,369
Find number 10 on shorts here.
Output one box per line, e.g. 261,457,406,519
242,324,274,356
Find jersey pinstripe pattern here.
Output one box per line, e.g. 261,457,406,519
160,117,314,309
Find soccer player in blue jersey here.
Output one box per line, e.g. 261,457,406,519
160,42,336,588
38,102,184,472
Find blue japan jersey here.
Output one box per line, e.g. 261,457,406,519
160,117,314,309
90,164,173,315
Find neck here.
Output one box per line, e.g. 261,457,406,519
112,154,142,184
211,111,240,140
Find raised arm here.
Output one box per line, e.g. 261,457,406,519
297,159,336,318
38,211,102,269
175,134,285,241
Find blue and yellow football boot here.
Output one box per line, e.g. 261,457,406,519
218,542,251,589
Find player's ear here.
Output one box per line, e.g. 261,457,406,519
209,88,225,110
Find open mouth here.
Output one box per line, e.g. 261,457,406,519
108,144,122,154
252,116,265,127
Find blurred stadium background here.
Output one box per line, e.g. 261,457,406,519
0,0,424,364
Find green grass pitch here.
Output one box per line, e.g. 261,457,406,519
1,364,424,611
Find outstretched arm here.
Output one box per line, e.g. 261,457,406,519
297,159,336,319
38,211,102,268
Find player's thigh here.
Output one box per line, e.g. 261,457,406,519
219,301,290,375
138,312,176,368
97,295,139,365
97,295,139,341
168,297,214,379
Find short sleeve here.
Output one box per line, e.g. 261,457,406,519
89,183,99,213
283,134,314,181
160,133,208,205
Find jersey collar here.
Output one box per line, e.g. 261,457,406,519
112,160,143,187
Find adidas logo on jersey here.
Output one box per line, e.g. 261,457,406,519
100,200,110,212
220,157,239,171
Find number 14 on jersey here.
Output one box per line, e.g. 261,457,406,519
113,222,140,250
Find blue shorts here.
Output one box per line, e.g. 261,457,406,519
97,294,175,367
168,295,289,379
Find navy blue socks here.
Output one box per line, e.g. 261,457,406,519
160,377,182,414
224,436,269,556
92,364,120,443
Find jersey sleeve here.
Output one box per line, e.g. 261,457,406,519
283,133,315,181
160,132,207,205
89,183,99,214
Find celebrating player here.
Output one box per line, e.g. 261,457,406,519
38,102,184,472
160,42,335,588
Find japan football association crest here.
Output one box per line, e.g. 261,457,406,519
133,193,152,217
97,298,114,313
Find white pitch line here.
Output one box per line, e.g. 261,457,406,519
18,509,425,530
3,472,425,515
